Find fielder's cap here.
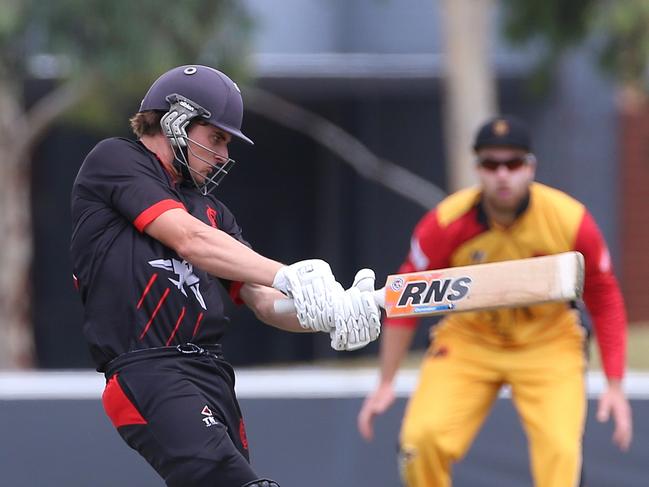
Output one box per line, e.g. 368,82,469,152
473,115,531,152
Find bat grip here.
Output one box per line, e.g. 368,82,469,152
274,298,296,314
273,287,386,315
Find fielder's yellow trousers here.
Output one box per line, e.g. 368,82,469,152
399,324,586,487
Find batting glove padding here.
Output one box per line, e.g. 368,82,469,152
272,259,339,332
330,268,382,351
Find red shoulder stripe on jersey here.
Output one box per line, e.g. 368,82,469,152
102,374,147,428
138,288,170,340
165,307,186,346
575,211,627,379
387,207,487,329
192,312,205,339
133,199,187,232
136,273,159,309
229,281,244,305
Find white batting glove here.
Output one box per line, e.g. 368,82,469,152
272,259,340,332
330,269,382,351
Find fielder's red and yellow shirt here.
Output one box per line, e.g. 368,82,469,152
388,182,627,379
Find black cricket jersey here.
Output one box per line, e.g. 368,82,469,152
70,137,249,371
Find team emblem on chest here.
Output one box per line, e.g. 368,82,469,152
148,258,207,309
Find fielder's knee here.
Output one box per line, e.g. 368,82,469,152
543,435,581,466
401,421,461,462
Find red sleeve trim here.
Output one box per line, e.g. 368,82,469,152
133,199,187,232
229,281,245,305
102,375,147,428
385,317,419,329
575,211,627,379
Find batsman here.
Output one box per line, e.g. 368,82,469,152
357,115,633,487
70,64,381,487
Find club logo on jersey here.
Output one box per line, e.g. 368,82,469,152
200,405,219,427
206,206,218,228
148,258,207,309
470,250,486,263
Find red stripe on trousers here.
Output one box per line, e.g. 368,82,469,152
102,374,147,428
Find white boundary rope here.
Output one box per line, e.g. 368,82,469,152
1,369,648,400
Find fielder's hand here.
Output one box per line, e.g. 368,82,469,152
597,381,633,451
330,269,382,351
358,382,396,441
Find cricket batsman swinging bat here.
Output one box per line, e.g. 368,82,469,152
275,252,584,318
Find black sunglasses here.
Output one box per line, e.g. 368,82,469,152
477,155,531,172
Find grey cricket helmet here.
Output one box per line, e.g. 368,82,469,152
139,65,253,145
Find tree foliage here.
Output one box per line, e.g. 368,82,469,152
0,0,252,368
597,0,649,90
501,0,649,94
0,0,253,128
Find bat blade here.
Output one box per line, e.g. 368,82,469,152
380,252,584,318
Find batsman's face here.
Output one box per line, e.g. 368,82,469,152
186,122,232,183
476,147,535,211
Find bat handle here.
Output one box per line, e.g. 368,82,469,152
372,288,385,308
273,287,386,315
274,298,297,314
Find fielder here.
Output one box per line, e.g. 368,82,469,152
70,64,380,487
357,115,632,487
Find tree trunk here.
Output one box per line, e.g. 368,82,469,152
0,143,34,368
0,78,89,369
439,0,498,191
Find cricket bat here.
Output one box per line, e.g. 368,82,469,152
274,252,584,318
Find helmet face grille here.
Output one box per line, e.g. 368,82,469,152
160,94,211,147
161,94,236,195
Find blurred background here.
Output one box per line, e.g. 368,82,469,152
0,0,648,485
2,0,648,370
